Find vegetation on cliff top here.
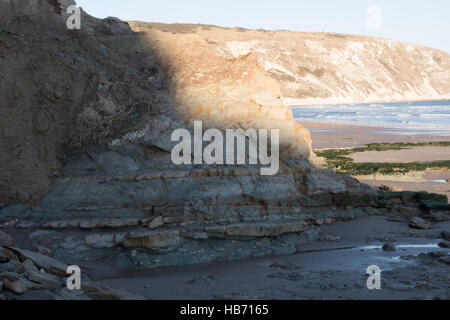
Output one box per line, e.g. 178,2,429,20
315,142,450,176
128,22,226,34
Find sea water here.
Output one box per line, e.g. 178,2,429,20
291,100,450,136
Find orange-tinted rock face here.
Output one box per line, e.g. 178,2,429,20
130,22,450,106
0,1,312,206
133,28,313,160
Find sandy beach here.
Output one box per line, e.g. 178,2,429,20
301,122,450,201
349,147,450,163
302,122,450,150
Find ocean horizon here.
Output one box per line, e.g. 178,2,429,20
292,100,450,136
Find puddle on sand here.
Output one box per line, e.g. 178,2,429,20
354,243,445,272
308,129,341,133
424,179,448,183
357,244,440,251
295,243,440,254
291,243,446,274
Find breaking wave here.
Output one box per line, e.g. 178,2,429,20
291,100,450,136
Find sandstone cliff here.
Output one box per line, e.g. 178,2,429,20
0,0,312,205
129,22,450,105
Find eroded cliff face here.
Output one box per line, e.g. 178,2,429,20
129,22,450,105
0,0,164,205
0,0,314,205
111,26,313,161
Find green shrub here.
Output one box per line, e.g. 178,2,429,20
315,142,450,176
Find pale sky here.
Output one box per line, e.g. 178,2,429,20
76,0,450,53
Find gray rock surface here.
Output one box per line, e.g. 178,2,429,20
409,217,431,230
0,243,144,300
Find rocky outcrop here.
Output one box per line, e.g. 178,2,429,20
1,187,447,271
0,0,162,205
0,243,145,300
113,25,314,160
129,22,450,105
0,0,315,206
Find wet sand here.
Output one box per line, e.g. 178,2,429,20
303,122,450,202
302,122,450,150
95,215,449,300
350,147,450,163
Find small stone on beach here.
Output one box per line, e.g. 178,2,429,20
409,217,431,230
441,231,450,241
438,241,450,249
382,243,397,252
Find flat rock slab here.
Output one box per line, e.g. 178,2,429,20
409,217,431,230
8,248,68,276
